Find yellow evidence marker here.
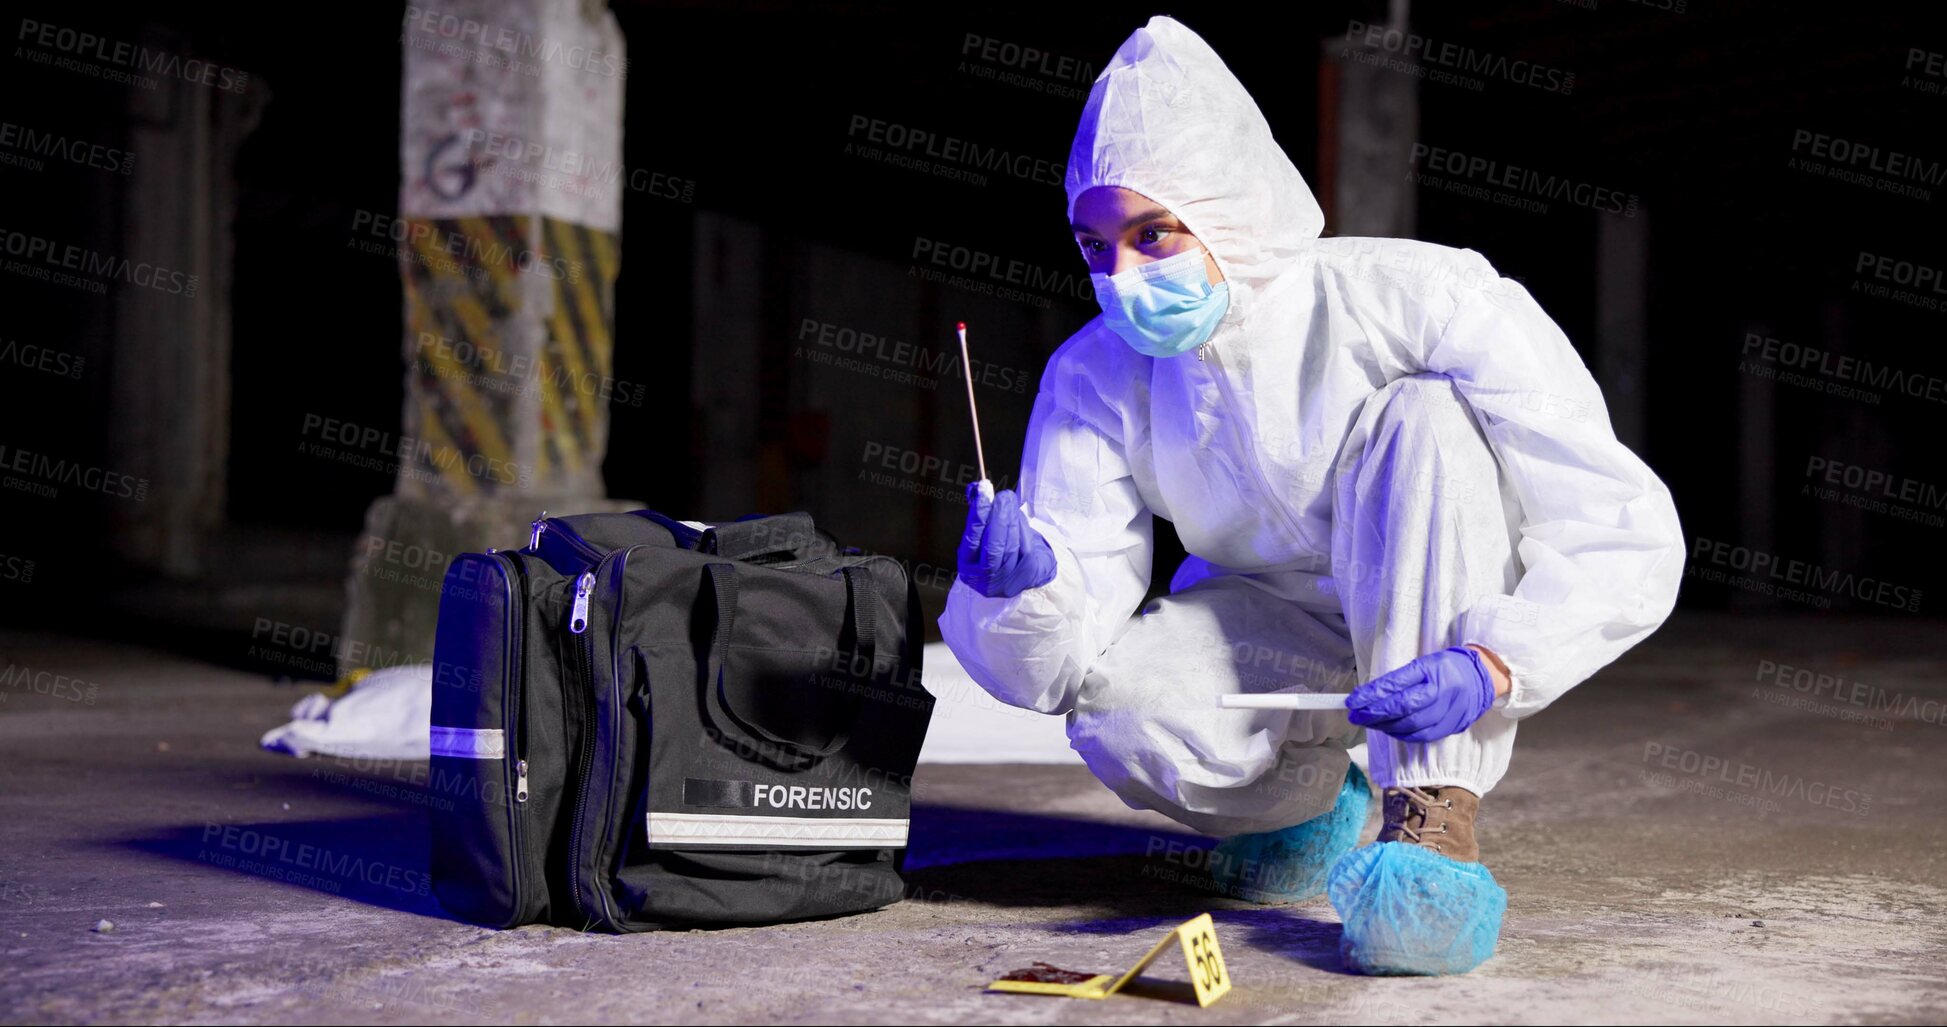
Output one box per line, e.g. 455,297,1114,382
986,913,1232,1008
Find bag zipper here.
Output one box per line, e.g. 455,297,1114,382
495,550,531,921
565,567,606,928
529,511,607,568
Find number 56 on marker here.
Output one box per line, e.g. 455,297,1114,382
987,913,1232,1008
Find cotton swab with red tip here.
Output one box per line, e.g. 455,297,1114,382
957,321,988,487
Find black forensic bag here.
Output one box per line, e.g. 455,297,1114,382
427,508,934,930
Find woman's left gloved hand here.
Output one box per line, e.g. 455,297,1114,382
1346,646,1496,743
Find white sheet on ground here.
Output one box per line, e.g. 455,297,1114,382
254,643,1088,765
258,663,433,760
916,640,1081,764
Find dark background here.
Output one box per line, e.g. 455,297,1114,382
5,0,1945,671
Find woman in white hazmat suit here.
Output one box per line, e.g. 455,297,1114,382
937,16,1684,974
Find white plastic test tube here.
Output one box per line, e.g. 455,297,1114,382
1217,693,1350,710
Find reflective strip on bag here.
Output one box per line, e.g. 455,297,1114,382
429,726,506,759
646,812,909,848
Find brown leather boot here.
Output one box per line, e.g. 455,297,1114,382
1377,785,1481,862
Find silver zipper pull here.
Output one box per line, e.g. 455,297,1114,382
569,571,594,633
528,510,550,550
515,759,529,803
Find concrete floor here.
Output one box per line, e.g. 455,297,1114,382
3,611,1945,1024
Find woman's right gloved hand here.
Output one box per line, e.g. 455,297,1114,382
956,479,1059,598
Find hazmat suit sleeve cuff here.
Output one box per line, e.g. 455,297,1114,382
1461,639,1523,714
1486,648,1520,713
1457,613,1551,719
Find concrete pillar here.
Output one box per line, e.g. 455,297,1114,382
1735,319,1774,612
1813,299,1868,595
1596,204,1650,452
104,26,268,578
340,0,634,676
691,211,764,520
1318,0,1419,237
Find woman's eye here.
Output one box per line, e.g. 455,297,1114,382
1140,227,1170,245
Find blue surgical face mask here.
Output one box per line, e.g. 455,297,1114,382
1090,245,1230,357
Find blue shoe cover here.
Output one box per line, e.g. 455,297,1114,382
1326,840,1506,975
1209,763,1370,903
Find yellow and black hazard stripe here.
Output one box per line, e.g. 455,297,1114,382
536,216,620,478
396,214,620,495
400,214,525,498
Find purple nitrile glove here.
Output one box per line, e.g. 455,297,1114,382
956,479,1058,598
1345,646,1496,743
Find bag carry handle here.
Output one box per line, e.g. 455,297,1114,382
633,509,708,549
639,509,837,564
701,563,880,759
704,512,827,563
